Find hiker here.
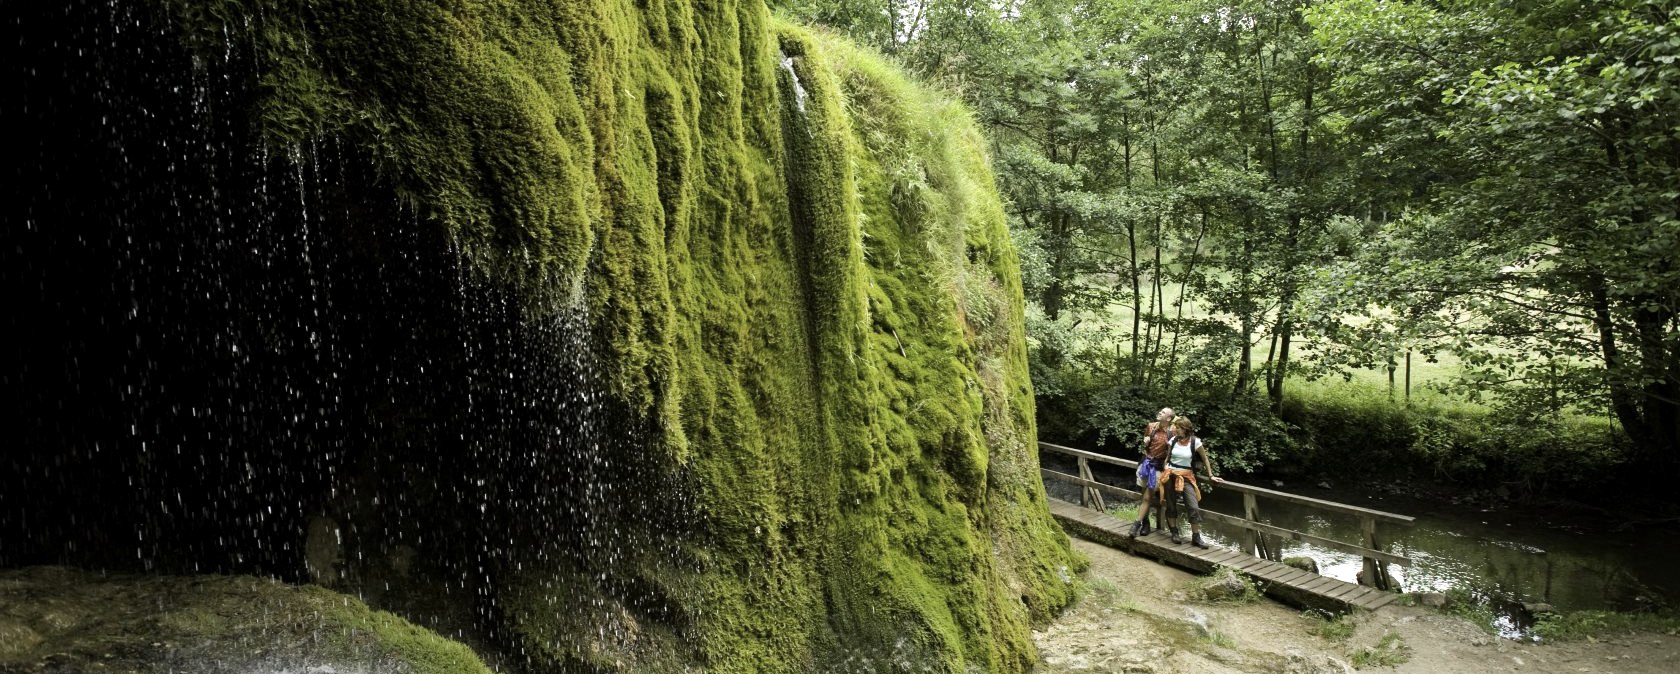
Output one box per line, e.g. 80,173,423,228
1160,415,1224,548
1130,407,1175,539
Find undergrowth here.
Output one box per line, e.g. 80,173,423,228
1532,610,1680,642
1348,632,1411,668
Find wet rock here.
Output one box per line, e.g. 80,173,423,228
1356,569,1401,590
1195,567,1254,602
1418,592,1448,608
304,515,343,587
1286,651,1354,674
1182,609,1212,638
1282,556,1320,574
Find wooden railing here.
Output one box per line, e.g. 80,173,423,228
1038,441,1415,590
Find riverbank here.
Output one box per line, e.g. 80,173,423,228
1035,538,1680,673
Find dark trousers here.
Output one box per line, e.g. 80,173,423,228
1164,477,1202,524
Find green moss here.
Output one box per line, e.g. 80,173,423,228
153,1,1080,672
0,567,492,673
308,587,496,674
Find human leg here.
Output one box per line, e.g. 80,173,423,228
1163,487,1182,543
1184,484,1208,548
1130,487,1154,538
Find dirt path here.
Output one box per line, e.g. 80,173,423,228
1033,538,1680,673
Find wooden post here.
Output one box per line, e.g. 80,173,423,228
1360,516,1385,589
1242,492,1260,558
1077,457,1105,511
1543,551,1553,603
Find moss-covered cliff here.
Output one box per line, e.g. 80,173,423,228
6,1,1080,672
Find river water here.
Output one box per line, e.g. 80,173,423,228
1043,455,1680,638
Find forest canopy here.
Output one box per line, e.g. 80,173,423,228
779,0,1680,489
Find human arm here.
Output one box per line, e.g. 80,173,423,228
1195,440,1224,482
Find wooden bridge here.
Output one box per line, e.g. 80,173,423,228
1039,441,1415,614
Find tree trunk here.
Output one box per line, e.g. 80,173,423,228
1268,283,1296,414
1590,277,1647,446
1124,113,1141,382
1166,208,1208,380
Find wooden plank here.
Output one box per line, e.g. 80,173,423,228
1343,588,1385,607
1199,510,1411,566
1213,553,1269,574
1337,588,1377,608
1040,468,1143,502
1197,547,1249,565
1194,549,1242,568
1038,442,1139,469
1263,561,1310,581
1285,572,1331,591
1192,549,1234,567
1203,550,1247,567
1323,582,1370,601
1040,442,1414,525
1296,576,1343,595
1243,564,1292,584
1199,479,1415,525
1265,568,1314,587
1359,592,1401,611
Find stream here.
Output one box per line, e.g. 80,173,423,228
1043,454,1680,638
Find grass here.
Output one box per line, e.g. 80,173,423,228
1103,500,1140,522
1442,588,1499,635
1302,610,1356,642
1531,610,1680,643
1202,630,1239,649
1348,632,1411,669
1085,577,1121,597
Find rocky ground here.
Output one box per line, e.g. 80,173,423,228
1033,538,1680,673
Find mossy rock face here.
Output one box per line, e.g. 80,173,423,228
12,1,1088,672
0,566,493,674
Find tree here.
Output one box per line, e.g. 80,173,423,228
1308,0,1680,472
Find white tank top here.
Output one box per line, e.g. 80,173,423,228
1169,437,1200,468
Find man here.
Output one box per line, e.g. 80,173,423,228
1130,407,1174,538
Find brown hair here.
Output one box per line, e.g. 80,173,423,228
1171,416,1194,439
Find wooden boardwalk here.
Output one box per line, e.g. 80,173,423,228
1048,498,1401,614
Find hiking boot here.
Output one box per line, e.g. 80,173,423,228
1138,520,1151,536
1127,521,1142,539
1169,528,1183,544
1191,533,1208,549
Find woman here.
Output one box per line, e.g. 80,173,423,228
1130,407,1174,539
1160,416,1224,548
